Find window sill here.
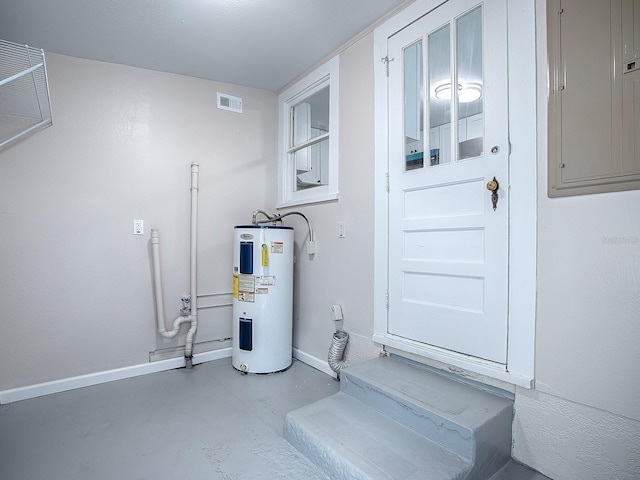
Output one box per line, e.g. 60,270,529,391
276,192,339,209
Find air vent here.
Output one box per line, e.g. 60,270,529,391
217,92,242,113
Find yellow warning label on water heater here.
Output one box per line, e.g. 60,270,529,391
232,273,238,299
261,243,269,267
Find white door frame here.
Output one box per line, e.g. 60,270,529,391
373,0,537,388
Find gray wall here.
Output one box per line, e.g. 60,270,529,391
0,54,277,390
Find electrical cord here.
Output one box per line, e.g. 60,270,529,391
252,210,315,253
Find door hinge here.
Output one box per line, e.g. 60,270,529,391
381,56,394,77
385,172,390,192
385,290,389,309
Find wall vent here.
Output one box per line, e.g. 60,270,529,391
217,92,242,113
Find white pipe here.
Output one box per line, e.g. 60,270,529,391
150,229,190,338
184,162,199,363
149,162,200,366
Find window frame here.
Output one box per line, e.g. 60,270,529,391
277,57,339,208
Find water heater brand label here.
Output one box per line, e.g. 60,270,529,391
255,276,276,286
271,241,284,254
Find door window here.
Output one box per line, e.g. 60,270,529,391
456,6,484,160
404,6,485,169
403,40,424,170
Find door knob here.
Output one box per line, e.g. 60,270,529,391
486,177,499,210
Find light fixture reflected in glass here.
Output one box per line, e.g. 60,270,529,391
434,83,457,100
434,82,482,103
459,83,482,102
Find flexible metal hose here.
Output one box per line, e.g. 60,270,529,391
328,330,349,376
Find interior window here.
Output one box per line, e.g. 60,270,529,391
291,85,330,191
278,58,339,207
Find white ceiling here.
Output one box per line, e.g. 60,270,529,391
0,0,409,92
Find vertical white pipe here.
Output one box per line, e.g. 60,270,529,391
150,229,167,334
184,162,199,363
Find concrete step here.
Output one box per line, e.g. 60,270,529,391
487,460,552,480
284,391,472,480
340,356,513,478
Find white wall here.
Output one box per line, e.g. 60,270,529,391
510,2,640,479
0,54,277,390
513,170,640,478
285,32,381,371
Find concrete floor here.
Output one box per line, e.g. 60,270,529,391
0,358,339,480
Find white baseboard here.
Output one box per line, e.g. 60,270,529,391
192,347,232,366
293,347,337,379
1,347,335,404
0,347,232,405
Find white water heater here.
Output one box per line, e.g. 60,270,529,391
232,225,294,373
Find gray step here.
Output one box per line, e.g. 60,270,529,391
340,356,513,479
487,460,552,480
284,391,472,480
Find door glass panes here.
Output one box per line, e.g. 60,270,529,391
456,6,483,160
428,24,451,166
403,40,424,170
290,85,330,191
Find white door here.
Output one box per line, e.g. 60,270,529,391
387,0,509,363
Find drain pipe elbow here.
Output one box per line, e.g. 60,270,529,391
184,314,197,360
151,228,191,339
328,330,349,377
159,315,191,339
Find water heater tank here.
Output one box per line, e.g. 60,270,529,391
232,225,294,373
